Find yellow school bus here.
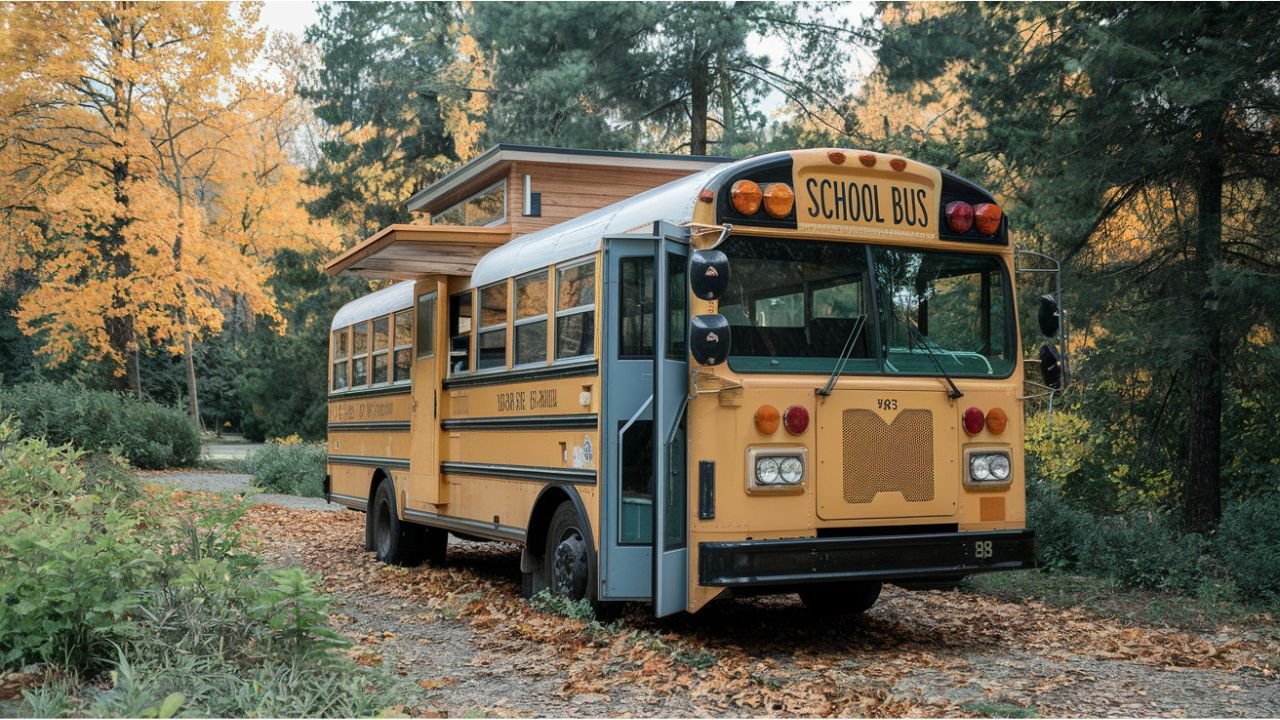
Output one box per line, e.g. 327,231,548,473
325,148,1042,616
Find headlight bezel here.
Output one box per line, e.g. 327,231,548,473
964,447,1013,488
746,446,807,494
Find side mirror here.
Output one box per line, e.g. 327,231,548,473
689,249,729,301
689,314,731,366
1037,295,1060,338
1038,344,1062,389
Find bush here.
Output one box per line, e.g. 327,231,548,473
244,436,327,497
1216,495,1280,600
1026,475,1093,572
0,382,200,468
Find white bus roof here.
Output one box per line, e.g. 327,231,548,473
330,280,415,331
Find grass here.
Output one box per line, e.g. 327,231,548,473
966,570,1278,635
961,700,1039,718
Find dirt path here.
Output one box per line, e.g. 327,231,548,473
238,503,1279,718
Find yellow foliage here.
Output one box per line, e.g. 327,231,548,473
1025,409,1092,489
0,2,340,373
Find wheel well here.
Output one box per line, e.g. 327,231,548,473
369,468,390,503
526,485,575,559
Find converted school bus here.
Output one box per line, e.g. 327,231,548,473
324,144,1045,617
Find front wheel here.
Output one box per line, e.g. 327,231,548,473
370,480,443,566
798,580,882,615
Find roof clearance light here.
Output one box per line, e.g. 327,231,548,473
986,407,1008,434
963,406,985,435
762,183,794,218
754,404,781,435
698,189,715,203
945,201,974,234
783,405,810,435
974,202,1003,235
828,150,846,165
858,153,877,167
730,179,762,215
889,158,907,172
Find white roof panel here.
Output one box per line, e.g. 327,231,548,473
331,280,416,330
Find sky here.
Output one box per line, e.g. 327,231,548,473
255,1,875,120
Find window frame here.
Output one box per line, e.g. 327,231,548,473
448,290,474,376
554,257,597,363
476,280,510,373
350,320,370,388
331,326,350,392
370,315,391,386
513,268,550,368
429,179,508,228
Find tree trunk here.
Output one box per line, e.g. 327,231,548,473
718,50,733,155
1183,111,1226,533
690,53,709,155
184,328,202,429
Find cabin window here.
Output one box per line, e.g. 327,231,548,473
556,260,595,360
619,257,654,358
371,315,390,384
412,296,432,365
351,321,369,386
477,282,508,370
514,270,548,366
449,291,473,374
430,180,506,227
395,307,416,381
331,328,349,391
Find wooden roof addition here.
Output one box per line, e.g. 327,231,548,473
324,224,512,279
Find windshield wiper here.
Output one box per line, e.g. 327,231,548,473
817,315,867,396
902,317,964,400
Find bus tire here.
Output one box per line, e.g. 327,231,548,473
543,502,592,603
370,480,425,567
798,580,882,615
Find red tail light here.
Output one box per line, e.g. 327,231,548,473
963,406,985,435
783,405,810,435
946,201,974,234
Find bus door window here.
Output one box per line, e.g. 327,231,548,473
409,297,431,370
449,292,472,374
351,321,369,386
331,327,349,391
618,256,655,545
371,315,390,384
477,282,508,371
514,270,548,366
666,252,687,359
555,260,595,360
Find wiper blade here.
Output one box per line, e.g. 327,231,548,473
817,315,867,396
904,320,964,400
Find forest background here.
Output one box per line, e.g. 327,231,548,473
1,1,1277,591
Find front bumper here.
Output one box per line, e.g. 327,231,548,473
699,529,1035,587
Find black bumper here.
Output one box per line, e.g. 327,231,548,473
699,529,1035,587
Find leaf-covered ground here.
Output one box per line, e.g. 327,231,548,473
244,504,1279,718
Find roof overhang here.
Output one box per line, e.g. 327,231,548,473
325,224,513,280
405,144,734,214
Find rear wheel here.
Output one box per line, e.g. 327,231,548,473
798,580,882,614
370,480,445,566
542,502,592,602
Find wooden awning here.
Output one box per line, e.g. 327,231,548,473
325,224,513,279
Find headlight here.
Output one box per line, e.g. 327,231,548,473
970,454,992,481
755,457,781,485
989,454,1011,481
779,457,804,484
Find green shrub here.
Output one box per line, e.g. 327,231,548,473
0,383,199,468
1026,476,1093,572
1216,495,1280,600
1077,511,1207,592
244,437,327,497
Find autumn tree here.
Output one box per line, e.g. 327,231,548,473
873,2,1280,530
0,2,337,409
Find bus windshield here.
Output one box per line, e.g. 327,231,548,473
719,236,1015,378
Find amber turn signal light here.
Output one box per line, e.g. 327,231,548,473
986,407,1008,434
754,404,781,435
762,183,794,218
974,202,1003,235
730,179,762,215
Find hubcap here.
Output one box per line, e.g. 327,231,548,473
552,530,587,598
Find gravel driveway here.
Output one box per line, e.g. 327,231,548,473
145,471,340,511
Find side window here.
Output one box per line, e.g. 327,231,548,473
555,260,595,360
395,307,415,381
413,296,433,362
331,328,349,391
619,257,654,358
514,270,548,366
477,282,508,370
351,321,369,387
371,315,390,384
449,291,473,374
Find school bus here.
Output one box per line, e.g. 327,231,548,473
325,147,1045,616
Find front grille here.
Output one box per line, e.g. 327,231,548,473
841,408,934,504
